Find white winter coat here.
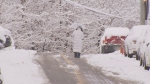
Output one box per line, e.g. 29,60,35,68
72,29,84,53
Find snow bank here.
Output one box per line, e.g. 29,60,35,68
0,49,47,84
82,51,150,84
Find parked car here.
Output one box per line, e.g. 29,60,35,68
124,25,146,58
139,28,150,70
100,27,129,53
0,26,14,50
0,68,3,84
135,25,150,60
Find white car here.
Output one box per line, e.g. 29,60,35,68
135,25,150,60
0,26,14,50
139,28,150,70
124,25,146,58
100,27,129,53
0,68,3,84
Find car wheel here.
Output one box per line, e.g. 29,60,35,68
124,48,127,57
127,48,133,58
144,57,149,70
139,56,141,60
137,49,140,60
0,79,2,84
101,46,104,54
128,53,133,58
124,52,127,57
136,54,138,60
136,55,138,60
140,58,142,66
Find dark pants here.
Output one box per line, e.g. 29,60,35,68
74,52,80,58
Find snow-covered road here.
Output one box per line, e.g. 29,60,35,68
0,48,149,84
36,53,140,84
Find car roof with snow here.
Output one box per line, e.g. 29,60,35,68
103,27,129,37
144,27,150,40
130,25,150,36
131,25,150,32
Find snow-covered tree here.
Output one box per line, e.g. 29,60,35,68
0,0,139,53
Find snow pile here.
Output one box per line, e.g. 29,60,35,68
0,48,47,84
52,54,61,61
82,51,150,84
67,64,79,70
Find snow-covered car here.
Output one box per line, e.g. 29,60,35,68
100,27,129,53
124,25,146,58
0,26,14,50
139,28,150,70
0,68,3,84
135,25,150,60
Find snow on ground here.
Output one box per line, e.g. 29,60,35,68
0,48,47,84
67,65,79,70
82,51,150,84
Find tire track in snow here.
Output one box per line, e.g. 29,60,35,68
67,53,140,84
36,53,140,84
61,53,85,84
66,53,115,84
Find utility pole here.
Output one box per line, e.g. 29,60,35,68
59,0,62,28
140,0,146,25
140,0,149,25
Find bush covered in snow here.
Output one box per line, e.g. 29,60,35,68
0,0,139,53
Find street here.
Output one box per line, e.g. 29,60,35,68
35,52,140,84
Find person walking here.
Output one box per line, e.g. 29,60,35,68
72,26,84,58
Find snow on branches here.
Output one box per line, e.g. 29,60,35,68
0,0,139,53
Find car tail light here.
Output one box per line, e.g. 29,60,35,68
133,40,136,44
105,41,108,44
103,40,107,44
103,40,105,44
103,36,108,44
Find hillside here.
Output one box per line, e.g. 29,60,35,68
0,0,139,53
